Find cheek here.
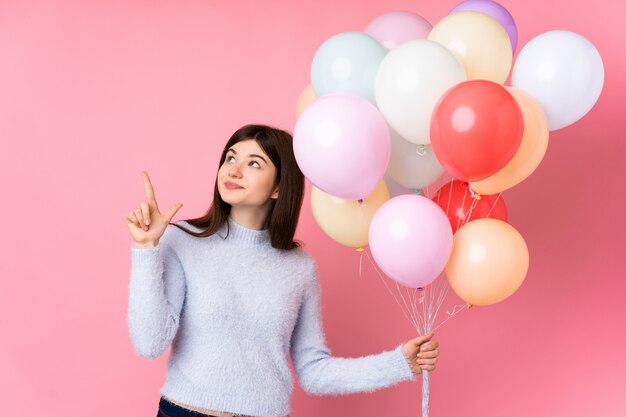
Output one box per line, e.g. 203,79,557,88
258,173,276,190
246,175,272,195
218,164,229,176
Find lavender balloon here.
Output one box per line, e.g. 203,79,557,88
368,195,453,288
449,0,518,52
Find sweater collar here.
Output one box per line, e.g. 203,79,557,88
218,216,271,248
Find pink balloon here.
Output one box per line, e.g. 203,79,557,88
368,195,453,288
364,11,432,50
293,94,391,200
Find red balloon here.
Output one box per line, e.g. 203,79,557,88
431,179,508,233
430,80,524,182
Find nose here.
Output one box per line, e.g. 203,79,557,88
228,162,242,178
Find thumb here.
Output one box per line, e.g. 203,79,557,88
165,203,183,222
411,332,434,347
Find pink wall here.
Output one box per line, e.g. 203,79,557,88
1,0,624,416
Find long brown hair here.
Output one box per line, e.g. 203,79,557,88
169,124,305,250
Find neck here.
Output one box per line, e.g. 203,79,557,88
229,206,270,230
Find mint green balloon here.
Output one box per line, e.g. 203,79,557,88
311,32,387,105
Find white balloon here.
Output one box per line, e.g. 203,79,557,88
375,39,467,144
387,128,445,190
512,30,604,131
383,173,414,198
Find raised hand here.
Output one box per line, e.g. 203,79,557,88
125,171,183,248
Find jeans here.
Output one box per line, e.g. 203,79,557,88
156,396,263,417
157,396,222,417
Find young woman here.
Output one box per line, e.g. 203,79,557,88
126,124,440,417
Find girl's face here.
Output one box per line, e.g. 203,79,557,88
217,139,279,209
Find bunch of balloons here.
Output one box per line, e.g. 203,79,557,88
293,1,604,308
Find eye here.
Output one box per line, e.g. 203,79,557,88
226,155,235,163
250,160,261,168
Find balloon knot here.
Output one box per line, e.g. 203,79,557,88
469,187,481,200
356,247,364,252
357,198,363,204
467,303,474,309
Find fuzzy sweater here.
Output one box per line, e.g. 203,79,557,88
127,217,415,417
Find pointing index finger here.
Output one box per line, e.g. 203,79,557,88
142,171,157,205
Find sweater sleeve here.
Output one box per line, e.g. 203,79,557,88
290,260,416,395
127,225,186,359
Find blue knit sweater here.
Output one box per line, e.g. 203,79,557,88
127,216,415,417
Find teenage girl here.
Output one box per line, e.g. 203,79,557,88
126,124,439,417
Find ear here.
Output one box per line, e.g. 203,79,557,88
271,187,279,200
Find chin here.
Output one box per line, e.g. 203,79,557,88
220,192,243,206
219,192,234,204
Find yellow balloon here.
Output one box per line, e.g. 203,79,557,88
470,87,549,194
310,180,389,248
445,218,529,306
428,11,512,84
295,84,316,119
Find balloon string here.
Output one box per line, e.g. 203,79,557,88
408,287,425,335
422,370,430,417
433,276,450,324
395,279,421,331
464,193,480,225
456,182,469,231
356,200,369,280
362,248,419,330
485,192,502,218
447,303,468,316
431,303,468,333
358,250,364,278
362,247,466,336
445,178,453,218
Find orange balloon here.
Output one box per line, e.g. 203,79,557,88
445,218,529,305
295,84,316,119
311,180,389,248
470,87,549,194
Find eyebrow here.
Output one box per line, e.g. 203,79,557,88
227,148,268,165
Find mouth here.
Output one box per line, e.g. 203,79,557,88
224,181,244,190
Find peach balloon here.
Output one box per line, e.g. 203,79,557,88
470,87,549,195
311,180,390,248
445,218,529,306
295,84,316,119
428,11,512,84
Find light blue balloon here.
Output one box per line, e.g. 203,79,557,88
311,32,387,105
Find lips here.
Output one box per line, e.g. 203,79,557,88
224,181,244,190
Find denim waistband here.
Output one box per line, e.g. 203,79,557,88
159,396,225,417
158,397,259,417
